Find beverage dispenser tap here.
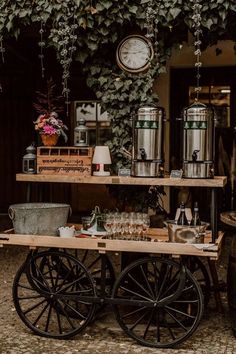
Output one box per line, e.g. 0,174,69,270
140,148,147,160
192,150,200,162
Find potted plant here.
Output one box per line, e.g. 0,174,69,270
146,186,168,227
107,184,168,227
33,79,68,146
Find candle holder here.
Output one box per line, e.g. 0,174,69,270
74,118,89,146
22,143,37,174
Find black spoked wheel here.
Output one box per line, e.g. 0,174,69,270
31,248,115,298
183,256,211,307
67,249,116,298
13,250,96,339
112,257,204,348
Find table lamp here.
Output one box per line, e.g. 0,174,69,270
92,146,111,176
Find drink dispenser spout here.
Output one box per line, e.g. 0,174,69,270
192,150,200,162
140,148,147,161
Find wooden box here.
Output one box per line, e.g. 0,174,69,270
37,147,93,176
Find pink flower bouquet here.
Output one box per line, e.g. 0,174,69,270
34,112,68,142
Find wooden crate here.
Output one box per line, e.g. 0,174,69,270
37,147,93,176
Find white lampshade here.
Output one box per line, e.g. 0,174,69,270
92,146,111,164
92,146,111,176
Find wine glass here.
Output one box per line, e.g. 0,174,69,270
142,214,150,238
103,214,113,238
135,216,144,240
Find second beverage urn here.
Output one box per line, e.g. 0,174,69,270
131,105,164,177
182,101,215,179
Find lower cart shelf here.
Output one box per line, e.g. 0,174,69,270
0,228,224,260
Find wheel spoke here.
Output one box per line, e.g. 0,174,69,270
32,301,50,326
87,255,101,271
45,302,53,332
156,263,170,300
164,308,189,331
23,298,47,315
129,309,149,331
120,285,153,302
140,265,155,298
34,261,52,290
156,309,161,342
80,250,89,264
55,300,76,330
165,305,196,320
18,294,44,300
60,298,87,320
127,271,154,299
121,306,148,320
143,308,154,339
47,258,56,289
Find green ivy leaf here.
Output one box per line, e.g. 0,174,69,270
169,8,181,19
74,0,81,6
114,81,124,90
204,18,214,29
102,1,113,10
98,77,108,86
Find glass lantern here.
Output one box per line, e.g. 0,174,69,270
74,118,89,146
22,144,37,174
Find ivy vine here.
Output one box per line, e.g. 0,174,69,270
0,0,236,168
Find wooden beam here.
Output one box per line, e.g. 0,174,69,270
16,174,227,188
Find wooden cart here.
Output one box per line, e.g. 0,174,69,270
0,174,226,348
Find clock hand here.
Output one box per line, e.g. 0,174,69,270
122,51,147,55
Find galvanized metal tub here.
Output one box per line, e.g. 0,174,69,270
8,203,71,236
164,220,209,243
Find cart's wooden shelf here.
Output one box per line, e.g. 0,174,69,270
0,229,224,260
16,174,227,188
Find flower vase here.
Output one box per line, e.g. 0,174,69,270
41,134,59,146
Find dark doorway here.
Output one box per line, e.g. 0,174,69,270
170,66,236,217
0,32,94,214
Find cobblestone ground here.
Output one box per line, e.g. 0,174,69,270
0,231,236,354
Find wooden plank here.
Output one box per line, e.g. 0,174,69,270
0,231,224,260
16,174,227,188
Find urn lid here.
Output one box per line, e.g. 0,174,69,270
184,101,214,119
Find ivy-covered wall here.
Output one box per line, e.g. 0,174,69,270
1,0,236,169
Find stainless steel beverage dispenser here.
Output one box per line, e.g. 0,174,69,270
131,105,164,177
182,102,214,178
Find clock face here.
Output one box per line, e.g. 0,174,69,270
116,35,154,73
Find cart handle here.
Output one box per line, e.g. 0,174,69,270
8,207,15,221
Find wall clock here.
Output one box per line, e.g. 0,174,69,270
116,34,154,74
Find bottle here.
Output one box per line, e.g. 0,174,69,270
190,202,201,226
177,202,189,225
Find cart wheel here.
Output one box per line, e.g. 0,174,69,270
13,250,96,339
183,256,211,307
29,249,115,297
112,256,204,348
63,249,116,297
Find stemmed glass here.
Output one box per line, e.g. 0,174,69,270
103,214,113,238
102,211,150,241
142,214,150,239
135,215,144,240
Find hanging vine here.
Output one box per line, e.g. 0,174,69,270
0,0,236,167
